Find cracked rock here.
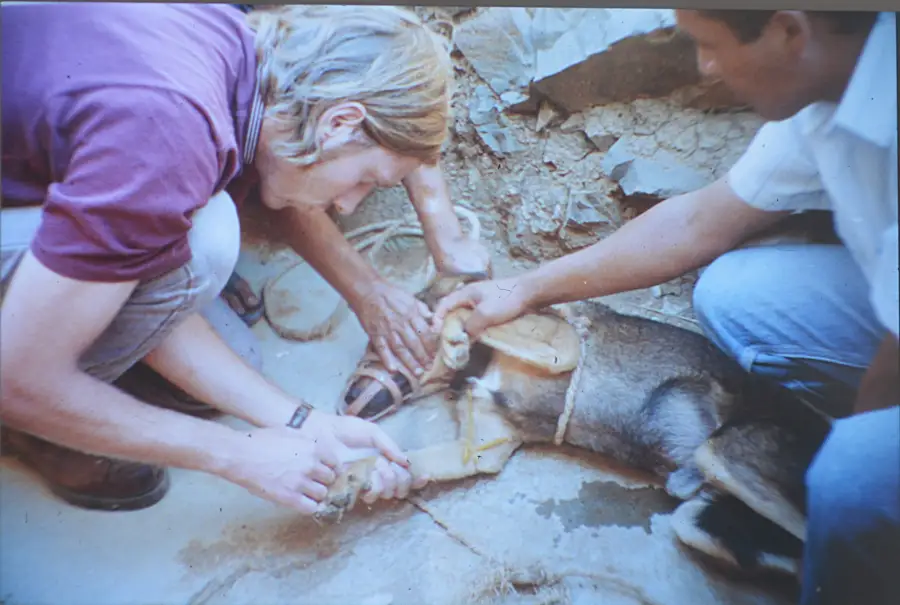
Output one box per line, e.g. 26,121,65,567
584,98,764,184
535,101,559,132
453,7,743,115
468,84,526,155
452,8,535,109
563,193,617,232
602,136,710,198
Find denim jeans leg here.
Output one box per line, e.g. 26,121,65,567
800,406,900,605
693,243,886,418
693,243,897,602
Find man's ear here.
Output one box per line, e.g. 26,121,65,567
316,102,368,149
765,11,812,58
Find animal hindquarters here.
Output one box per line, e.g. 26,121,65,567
637,376,736,500
694,413,831,541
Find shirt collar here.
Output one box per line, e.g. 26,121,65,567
829,11,897,148
242,52,267,166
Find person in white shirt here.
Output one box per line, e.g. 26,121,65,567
434,10,898,604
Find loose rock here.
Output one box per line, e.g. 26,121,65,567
602,136,710,198
468,84,527,155
453,7,746,114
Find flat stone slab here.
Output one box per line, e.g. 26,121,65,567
453,7,743,115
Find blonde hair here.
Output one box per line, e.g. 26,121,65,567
247,5,453,167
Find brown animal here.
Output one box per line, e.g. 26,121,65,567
321,280,830,578
322,210,840,577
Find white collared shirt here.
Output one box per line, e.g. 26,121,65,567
727,11,898,338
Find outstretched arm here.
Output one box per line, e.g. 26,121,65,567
434,177,790,336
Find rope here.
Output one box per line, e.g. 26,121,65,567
263,205,481,341
550,308,592,446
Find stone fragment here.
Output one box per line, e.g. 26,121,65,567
602,136,709,199
468,85,526,155
565,194,616,232
454,8,749,116
530,8,695,113
586,132,618,153
535,101,559,132
560,113,585,133
541,131,593,170
452,8,534,108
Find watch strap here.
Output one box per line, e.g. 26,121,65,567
286,402,315,429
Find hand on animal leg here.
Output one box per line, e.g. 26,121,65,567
317,453,429,519
361,455,428,505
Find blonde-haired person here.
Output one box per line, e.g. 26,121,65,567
1,3,485,514
245,4,489,377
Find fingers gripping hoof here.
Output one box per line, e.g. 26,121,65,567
316,458,377,523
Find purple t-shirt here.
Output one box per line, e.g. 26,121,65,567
1,2,259,282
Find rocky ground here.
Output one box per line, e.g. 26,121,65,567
335,6,766,333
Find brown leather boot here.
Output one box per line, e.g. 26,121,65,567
114,362,221,420
0,427,169,511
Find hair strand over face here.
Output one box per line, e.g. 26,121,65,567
247,5,454,167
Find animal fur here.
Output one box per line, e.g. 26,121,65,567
324,280,831,578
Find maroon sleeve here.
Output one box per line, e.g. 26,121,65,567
32,87,223,283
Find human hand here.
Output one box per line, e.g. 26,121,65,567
299,409,409,465
353,280,439,378
433,236,492,280
299,411,428,504
431,276,531,339
220,426,343,514
359,454,429,505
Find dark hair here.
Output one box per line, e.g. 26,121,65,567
699,10,879,44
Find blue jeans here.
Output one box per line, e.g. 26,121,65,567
694,244,900,604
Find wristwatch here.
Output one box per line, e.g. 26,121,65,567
286,402,315,429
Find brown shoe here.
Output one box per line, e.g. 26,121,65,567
114,362,221,420
1,428,169,511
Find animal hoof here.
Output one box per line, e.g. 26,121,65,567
671,492,803,578
666,467,705,500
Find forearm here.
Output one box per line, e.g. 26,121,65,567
1,369,241,476
280,205,382,309
143,312,300,427
520,179,787,308
403,162,466,259
853,334,899,415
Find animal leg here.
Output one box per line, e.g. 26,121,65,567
317,427,523,521
694,416,827,541
408,436,523,480
642,378,732,500
671,490,804,578
666,466,707,501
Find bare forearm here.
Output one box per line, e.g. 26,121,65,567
520,179,788,308
143,312,300,427
1,370,240,476
281,206,382,309
403,162,465,253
